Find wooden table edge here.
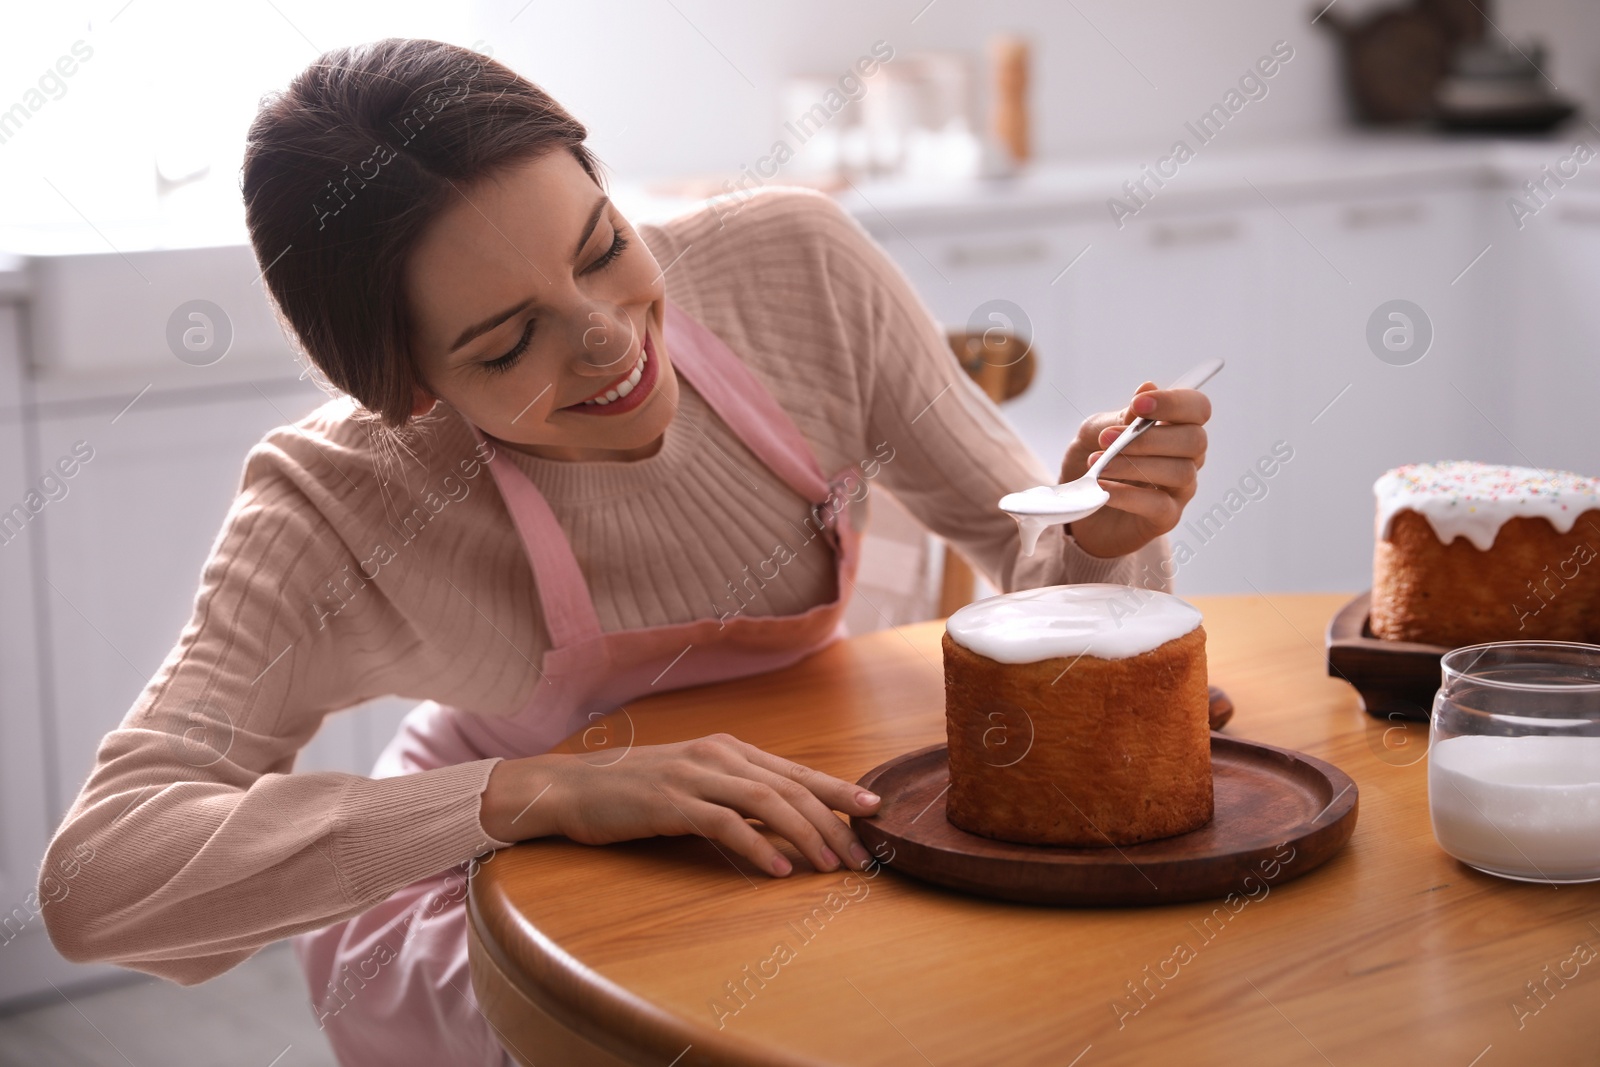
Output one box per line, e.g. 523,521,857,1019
468,877,833,1067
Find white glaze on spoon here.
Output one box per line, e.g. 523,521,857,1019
1004,484,1112,555
1002,357,1224,555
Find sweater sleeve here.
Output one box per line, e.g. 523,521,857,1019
814,198,1173,595
37,427,516,985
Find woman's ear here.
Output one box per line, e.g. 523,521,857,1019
411,384,437,417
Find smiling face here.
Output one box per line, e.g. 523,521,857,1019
404,149,679,461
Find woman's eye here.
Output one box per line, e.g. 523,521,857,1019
584,228,629,274
476,225,626,375
482,319,534,374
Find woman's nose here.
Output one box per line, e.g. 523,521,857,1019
567,301,636,375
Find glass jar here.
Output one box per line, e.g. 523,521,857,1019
1428,641,1600,884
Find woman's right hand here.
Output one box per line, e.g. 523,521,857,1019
478,733,883,876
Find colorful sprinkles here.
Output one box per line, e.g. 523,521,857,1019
1379,461,1600,507
1374,460,1600,549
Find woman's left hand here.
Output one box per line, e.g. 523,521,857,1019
1060,380,1210,559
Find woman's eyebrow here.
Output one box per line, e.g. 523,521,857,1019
573,195,609,258
448,297,534,355
445,196,611,357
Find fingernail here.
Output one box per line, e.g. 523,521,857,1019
821,846,840,869
772,855,792,876
856,790,879,806
849,842,871,867
1133,395,1156,414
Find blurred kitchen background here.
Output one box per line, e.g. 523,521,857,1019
3,0,1599,1061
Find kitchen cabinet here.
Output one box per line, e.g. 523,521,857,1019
0,298,93,1003
853,157,1580,599
1261,186,1501,592
0,307,41,870
30,379,416,824
1504,186,1600,476
34,381,305,822
0,363,422,1004
1057,204,1286,594
868,198,1351,596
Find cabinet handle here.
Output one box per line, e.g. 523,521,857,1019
944,240,1049,267
1149,219,1240,247
1342,202,1424,229
1556,204,1600,227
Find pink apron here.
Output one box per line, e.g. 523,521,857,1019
292,300,863,1067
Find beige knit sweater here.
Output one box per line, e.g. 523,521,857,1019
39,188,1169,982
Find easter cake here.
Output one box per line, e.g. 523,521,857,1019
942,584,1213,847
1371,462,1600,646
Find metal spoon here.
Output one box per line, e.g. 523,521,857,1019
1001,357,1225,555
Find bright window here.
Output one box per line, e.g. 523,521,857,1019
0,1,473,236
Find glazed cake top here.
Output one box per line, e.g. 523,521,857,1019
1375,461,1600,551
945,583,1203,663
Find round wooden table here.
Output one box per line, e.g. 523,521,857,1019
468,594,1600,1065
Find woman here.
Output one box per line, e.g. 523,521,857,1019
39,38,1209,1067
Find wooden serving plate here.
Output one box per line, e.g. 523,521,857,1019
1325,590,1450,722
850,735,1357,907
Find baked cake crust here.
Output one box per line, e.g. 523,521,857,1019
1372,508,1600,646
943,625,1212,847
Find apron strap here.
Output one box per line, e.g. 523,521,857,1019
470,424,604,649
663,301,833,504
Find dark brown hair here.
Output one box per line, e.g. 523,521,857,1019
241,38,603,428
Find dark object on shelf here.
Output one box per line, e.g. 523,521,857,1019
1434,41,1577,132
1325,590,1448,722
989,34,1031,167
1316,0,1483,124
1435,99,1575,134
851,737,1358,906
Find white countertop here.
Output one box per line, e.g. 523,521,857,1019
2,132,1594,262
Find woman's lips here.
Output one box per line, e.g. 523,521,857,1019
559,330,659,417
